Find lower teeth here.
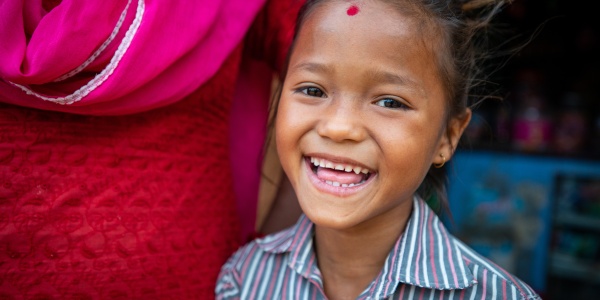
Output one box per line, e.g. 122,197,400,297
324,180,363,187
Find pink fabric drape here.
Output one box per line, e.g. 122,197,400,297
0,0,266,115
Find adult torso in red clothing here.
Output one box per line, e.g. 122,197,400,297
0,0,304,298
0,51,242,299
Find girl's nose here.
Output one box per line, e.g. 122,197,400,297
315,102,366,143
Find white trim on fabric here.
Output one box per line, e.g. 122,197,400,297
9,0,145,105
53,0,133,82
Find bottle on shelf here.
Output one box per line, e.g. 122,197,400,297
510,68,553,153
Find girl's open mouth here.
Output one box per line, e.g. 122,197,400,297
305,156,376,190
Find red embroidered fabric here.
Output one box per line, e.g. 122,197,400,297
0,1,305,298
0,51,242,299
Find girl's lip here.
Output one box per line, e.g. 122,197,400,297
304,157,376,197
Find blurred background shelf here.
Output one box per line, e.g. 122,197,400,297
443,0,599,299
460,0,600,161
554,214,600,231
549,253,600,285
446,151,600,298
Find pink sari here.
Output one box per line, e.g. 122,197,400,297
0,0,266,115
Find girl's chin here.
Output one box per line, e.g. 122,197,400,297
303,209,361,230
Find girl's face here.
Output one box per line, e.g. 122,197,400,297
276,1,470,231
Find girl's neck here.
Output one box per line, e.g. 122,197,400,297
314,200,413,300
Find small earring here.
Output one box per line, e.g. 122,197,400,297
433,153,446,168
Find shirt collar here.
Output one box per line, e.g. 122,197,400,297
256,196,476,296
372,197,476,298
256,213,318,279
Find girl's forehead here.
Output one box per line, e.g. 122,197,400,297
299,1,440,57
310,1,416,25
302,1,421,42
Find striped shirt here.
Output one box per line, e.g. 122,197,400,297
216,197,541,299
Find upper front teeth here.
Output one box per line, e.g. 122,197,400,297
310,157,370,174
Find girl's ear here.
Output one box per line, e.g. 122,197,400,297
435,108,472,165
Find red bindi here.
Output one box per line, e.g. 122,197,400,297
347,5,359,16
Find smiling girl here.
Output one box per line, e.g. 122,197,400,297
216,0,540,299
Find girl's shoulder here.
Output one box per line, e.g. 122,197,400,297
219,216,306,274
451,238,541,300
215,222,305,299
368,197,540,299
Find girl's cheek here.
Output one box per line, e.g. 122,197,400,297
277,98,299,127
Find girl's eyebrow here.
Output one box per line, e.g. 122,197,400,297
367,69,425,97
367,69,418,88
289,61,333,74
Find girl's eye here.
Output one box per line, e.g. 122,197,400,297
301,87,326,98
374,98,407,109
